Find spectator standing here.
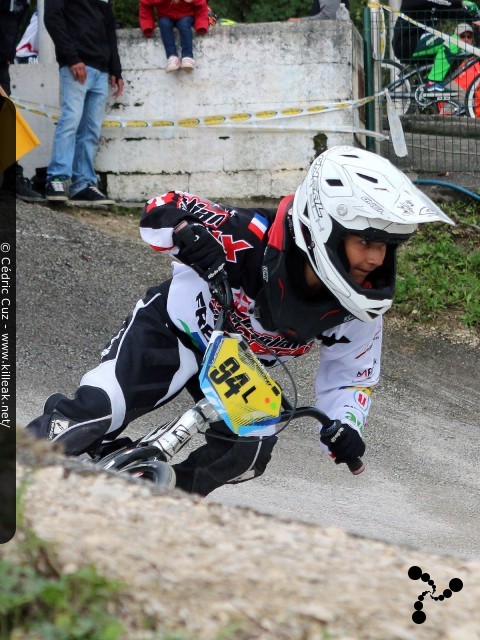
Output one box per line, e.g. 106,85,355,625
0,0,44,201
43,0,124,204
140,0,209,72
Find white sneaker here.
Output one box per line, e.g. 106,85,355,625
165,56,180,72
181,57,195,71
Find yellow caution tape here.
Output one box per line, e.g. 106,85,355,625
11,91,383,130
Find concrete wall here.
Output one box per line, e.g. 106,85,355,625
11,20,364,201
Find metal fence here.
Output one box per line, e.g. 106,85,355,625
364,5,480,182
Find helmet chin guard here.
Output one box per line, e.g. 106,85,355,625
292,146,454,322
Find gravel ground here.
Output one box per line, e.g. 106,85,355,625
9,435,480,640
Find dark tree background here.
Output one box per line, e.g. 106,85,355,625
111,0,366,32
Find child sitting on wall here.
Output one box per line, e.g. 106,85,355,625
139,0,210,72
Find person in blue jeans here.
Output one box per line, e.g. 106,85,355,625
140,0,209,73
44,0,124,205
160,14,194,69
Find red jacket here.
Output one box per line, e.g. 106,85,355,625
139,0,209,37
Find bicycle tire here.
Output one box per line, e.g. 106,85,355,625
96,444,166,471
465,72,480,118
381,59,412,116
121,460,176,488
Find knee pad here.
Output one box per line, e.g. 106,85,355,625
25,386,113,456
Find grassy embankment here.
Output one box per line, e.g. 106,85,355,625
395,201,480,332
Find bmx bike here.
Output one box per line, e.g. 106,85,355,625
381,54,480,118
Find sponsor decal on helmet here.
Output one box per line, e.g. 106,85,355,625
361,195,384,213
398,200,416,216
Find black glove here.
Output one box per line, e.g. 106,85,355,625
320,420,365,465
173,223,226,283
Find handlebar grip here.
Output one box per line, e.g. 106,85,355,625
346,458,365,475
320,420,366,476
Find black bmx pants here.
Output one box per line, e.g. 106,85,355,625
25,280,277,496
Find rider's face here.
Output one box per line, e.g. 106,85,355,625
302,233,388,291
344,233,387,285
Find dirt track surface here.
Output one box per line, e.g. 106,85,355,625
17,200,480,562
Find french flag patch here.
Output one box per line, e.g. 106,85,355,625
248,213,269,240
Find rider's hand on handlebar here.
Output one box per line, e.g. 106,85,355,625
320,420,366,465
173,223,226,284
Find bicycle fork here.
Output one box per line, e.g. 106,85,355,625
138,398,220,460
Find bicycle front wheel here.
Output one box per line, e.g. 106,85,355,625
96,444,165,471
465,73,480,118
381,59,412,116
122,460,176,488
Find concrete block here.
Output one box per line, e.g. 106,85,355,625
11,20,365,199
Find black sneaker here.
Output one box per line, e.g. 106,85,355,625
45,177,68,202
70,185,115,206
15,176,45,202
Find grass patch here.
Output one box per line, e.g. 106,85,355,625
2,484,250,640
395,202,480,329
0,484,125,640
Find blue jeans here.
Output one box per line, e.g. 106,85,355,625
159,16,194,59
47,65,109,196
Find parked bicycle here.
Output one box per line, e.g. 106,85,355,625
381,53,480,117
85,223,365,487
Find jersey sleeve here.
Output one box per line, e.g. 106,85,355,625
315,316,383,454
140,191,206,256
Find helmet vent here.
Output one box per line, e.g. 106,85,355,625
356,173,378,183
326,179,344,187
340,153,360,158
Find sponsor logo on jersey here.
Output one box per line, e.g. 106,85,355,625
356,360,377,379
353,388,371,411
354,343,373,359
181,194,231,228
211,230,252,262
145,194,170,212
341,386,372,413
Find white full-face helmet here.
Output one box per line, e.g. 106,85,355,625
291,146,454,322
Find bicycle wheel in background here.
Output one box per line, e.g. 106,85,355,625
465,73,480,118
381,59,412,116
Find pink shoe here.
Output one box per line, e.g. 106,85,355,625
165,56,180,72
181,57,195,71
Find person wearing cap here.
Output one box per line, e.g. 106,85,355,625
444,22,480,111
393,0,479,92
424,21,477,92
455,21,475,40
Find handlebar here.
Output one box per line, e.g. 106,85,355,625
173,220,365,476
280,400,365,475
